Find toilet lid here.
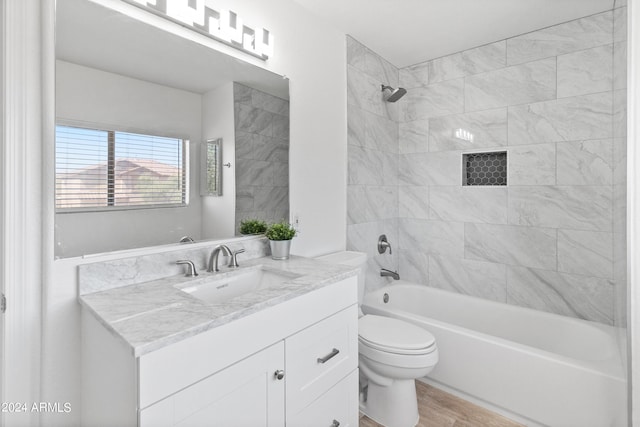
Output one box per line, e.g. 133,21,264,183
359,314,435,352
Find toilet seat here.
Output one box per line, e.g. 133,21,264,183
358,315,436,355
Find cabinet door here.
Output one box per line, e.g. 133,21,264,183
287,370,359,427
140,342,285,427
285,305,358,415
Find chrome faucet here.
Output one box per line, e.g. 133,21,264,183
208,245,232,272
380,268,400,280
176,260,198,277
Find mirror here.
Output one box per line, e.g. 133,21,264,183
54,0,289,258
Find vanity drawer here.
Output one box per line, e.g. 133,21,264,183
285,304,358,414
287,369,359,427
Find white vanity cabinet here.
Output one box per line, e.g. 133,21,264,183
81,275,358,427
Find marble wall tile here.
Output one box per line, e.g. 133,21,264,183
399,186,429,219
508,185,612,231
614,7,627,43
235,187,254,212
614,89,627,138
399,151,461,186
464,58,556,112
429,255,507,302
254,186,288,212
273,164,288,187
236,159,273,187
400,63,429,89
348,145,386,186
557,44,613,98
614,231,627,283
399,119,429,153
347,35,367,69
613,138,627,186
348,65,393,120
348,186,398,224
556,139,613,185
252,90,289,117
614,41,627,90
235,103,273,136
557,229,613,279
400,218,465,259
272,115,289,140
429,108,507,151
506,266,613,324
253,137,287,163
428,41,506,84
403,78,464,121
508,92,613,145
347,36,398,87
235,130,256,160
365,48,399,90
233,83,252,104
399,248,430,285
429,186,507,224
508,143,556,185
365,110,398,153
506,11,612,65
615,0,627,8
347,103,366,147
347,219,399,291
465,223,557,270
614,183,627,236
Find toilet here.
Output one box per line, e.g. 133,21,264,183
316,251,438,427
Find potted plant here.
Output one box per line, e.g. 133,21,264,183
265,221,297,260
239,218,268,235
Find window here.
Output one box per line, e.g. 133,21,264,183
55,125,188,211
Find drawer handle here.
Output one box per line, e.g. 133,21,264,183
274,369,285,380
331,420,340,427
317,348,340,364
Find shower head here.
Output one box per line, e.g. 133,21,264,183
381,84,407,102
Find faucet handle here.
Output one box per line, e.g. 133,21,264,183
176,260,198,277
228,249,246,268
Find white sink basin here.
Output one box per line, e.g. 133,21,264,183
178,268,296,304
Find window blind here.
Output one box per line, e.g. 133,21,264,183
55,125,187,210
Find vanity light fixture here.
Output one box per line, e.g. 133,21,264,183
124,0,274,60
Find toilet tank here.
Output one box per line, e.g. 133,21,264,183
316,251,368,305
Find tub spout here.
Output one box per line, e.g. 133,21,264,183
380,268,400,280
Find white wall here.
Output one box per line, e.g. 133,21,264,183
55,60,203,257
41,2,348,426
201,82,236,239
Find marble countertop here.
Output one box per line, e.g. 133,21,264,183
79,256,357,357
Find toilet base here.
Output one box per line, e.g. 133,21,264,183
359,378,419,427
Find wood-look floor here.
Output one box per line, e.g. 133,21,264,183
359,381,526,427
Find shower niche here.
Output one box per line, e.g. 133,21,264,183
463,151,507,186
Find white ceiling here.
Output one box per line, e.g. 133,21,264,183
292,0,615,68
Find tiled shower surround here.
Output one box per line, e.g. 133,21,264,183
347,5,627,326
234,83,290,231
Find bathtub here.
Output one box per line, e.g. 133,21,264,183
361,282,627,427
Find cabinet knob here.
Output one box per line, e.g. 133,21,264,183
331,420,340,427
274,369,285,380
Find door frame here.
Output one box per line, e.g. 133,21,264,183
1,0,52,425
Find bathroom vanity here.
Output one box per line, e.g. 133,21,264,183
79,254,358,427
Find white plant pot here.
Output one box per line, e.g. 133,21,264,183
269,239,292,260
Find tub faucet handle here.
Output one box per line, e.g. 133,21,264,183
378,234,392,254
